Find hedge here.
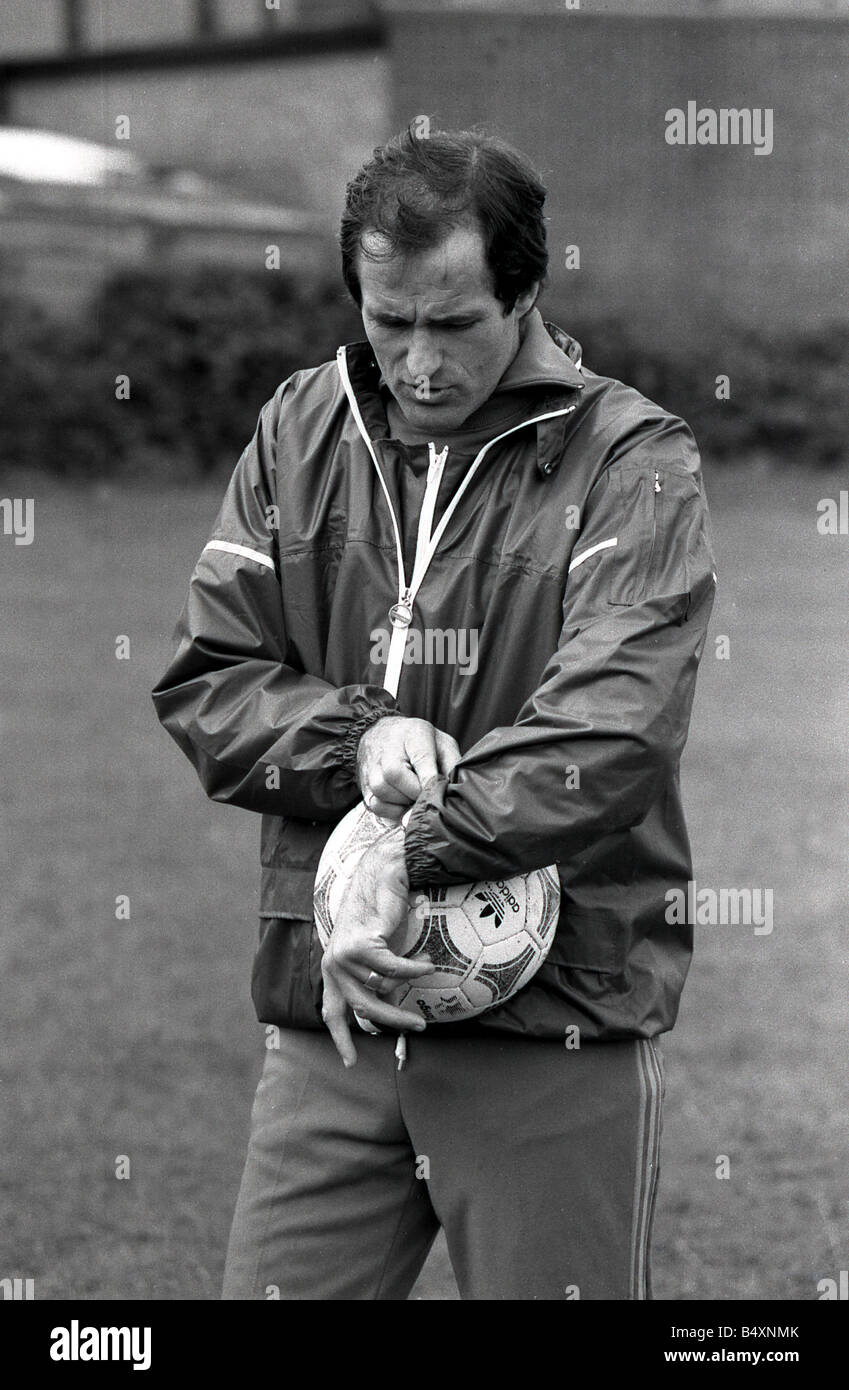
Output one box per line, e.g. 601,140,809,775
1,267,845,477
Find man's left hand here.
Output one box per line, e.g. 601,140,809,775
320,830,434,1066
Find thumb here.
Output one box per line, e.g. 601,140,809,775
434,729,461,777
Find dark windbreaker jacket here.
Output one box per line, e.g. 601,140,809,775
152,320,717,1042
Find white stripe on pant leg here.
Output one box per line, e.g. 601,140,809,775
644,1041,663,1294
642,1041,664,1299
629,1046,648,1300
629,1039,662,1299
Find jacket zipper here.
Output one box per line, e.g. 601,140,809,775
648,469,662,578
336,352,577,688
336,349,578,1068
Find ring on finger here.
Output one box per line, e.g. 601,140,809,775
363,969,382,991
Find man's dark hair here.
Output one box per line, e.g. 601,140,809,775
339,125,549,314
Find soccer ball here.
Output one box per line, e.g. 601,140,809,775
313,802,560,1022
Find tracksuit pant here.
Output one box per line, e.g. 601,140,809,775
222,1028,664,1301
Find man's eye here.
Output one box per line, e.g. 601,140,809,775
370,316,476,331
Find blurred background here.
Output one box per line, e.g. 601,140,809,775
1,0,847,1301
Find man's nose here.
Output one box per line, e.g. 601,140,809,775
405,332,442,383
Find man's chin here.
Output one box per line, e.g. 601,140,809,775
395,394,473,433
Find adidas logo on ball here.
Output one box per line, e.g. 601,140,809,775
474,881,522,930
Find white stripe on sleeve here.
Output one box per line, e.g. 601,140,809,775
202,540,275,572
567,536,618,573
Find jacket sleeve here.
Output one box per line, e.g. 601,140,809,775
151,385,397,819
403,415,717,886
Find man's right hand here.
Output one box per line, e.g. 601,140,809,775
356,715,461,821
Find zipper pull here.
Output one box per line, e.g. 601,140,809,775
654,470,662,493
388,587,413,629
426,441,449,485
395,1034,407,1071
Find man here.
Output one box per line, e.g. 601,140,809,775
152,126,716,1300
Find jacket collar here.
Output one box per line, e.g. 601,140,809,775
498,309,585,393
340,313,584,475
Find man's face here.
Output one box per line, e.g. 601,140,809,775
357,223,537,433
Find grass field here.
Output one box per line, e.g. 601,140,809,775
1,461,846,1301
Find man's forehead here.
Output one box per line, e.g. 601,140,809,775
357,225,495,309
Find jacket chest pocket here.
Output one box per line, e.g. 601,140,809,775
605,460,708,609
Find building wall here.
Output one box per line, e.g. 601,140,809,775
8,51,389,218
389,10,849,346
0,1,317,57
385,1,849,12
0,207,324,317
0,1,65,57
3,5,844,341
0,6,388,312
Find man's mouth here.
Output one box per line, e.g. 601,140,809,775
399,384,454,404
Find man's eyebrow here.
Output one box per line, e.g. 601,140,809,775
370,308,482,323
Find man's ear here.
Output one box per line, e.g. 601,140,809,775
513,282,541,319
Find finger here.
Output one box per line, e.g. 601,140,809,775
403,725,440,789
355,966,389,993
345,989,428,1035
352,970,403,999
434,729,462,777
363,775,412,809
338,943,435,981
321,979,357,1068
377,763,421,803
363,796,406,822
353,1010,382,1034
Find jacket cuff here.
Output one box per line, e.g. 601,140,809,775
402,780,447,887
334,703,398,780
